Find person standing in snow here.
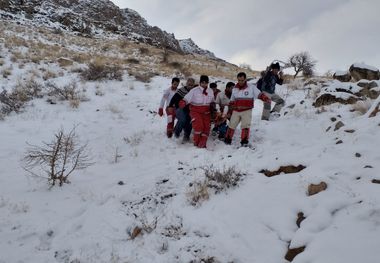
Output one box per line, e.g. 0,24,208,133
260,62,285,120
168,77,196,142
158,77,180,138
212,81,234,139
224,72,271,146
179,75,214,148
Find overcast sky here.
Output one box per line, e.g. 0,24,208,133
112,0,380,74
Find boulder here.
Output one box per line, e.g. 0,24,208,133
308,182,327,196
313,93,360,107
57,57,74,67
349,63,379,81
356,81,380,99
333,70,351,82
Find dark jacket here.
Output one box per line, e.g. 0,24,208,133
169,86,191,112
261,71,283,94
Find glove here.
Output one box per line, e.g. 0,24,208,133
179,100,186,109
259,93,271,103
158,108,164,116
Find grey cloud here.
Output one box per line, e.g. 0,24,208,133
114,0,380,72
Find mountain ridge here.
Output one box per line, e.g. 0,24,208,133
0,0,220,60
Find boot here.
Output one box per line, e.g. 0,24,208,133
240,128,250,146
224,128,235,145
198,134,208,148
193,133,201,146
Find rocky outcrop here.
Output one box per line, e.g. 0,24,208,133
313,93,360,107
333,71,351,82
179,38,216,59
349,63,380,81
355,81,380,99
0,0,214,55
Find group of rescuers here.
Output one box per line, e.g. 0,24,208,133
158,62,285,148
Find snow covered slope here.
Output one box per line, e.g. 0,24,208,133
1,55,380,263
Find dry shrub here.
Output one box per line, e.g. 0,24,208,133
22,128,92,187
69,99,80,108
43,70,58,81
287,79,304,91
81,60,123,81
46,81,87,102
187,166,245,206
0,78,43,115
187,180,210,206
11,52,23,63
2,67,12,78
129,70,156,83
139,47,149,55
0,89,25,114
204,166,244,193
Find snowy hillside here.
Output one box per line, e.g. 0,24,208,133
1,46,380,263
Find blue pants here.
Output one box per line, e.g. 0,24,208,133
174,108,192,138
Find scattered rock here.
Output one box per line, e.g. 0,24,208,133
334,121,345,131
330,117,337,122
259,165,306,177
308,182,327,196
349,64,380,81
118,181,125,185
287,104,296,109
130,226,142,240
313,93,359,107
57,57,74,67
285,245,306,262
336,140,343,144
326,126,331,132
356,177,361,180
355,153,361,158
364,165,373,168
372,179,380,184
177,167,184,170
344,129,355,133
296,212,306,228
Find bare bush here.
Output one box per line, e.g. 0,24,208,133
81,61,123,81
187,180,210,206
204,166,244,193
15,78,44,99
288,51,317,79
0,89,25,115
22,128,92,187
46,81,86,102
187,166,245,206
130,71,155,83
0,79,43,115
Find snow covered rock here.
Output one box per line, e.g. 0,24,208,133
356,81,380,99
349,63,379,81
313,93,360,107
333,70,351,82
179,38,217,59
